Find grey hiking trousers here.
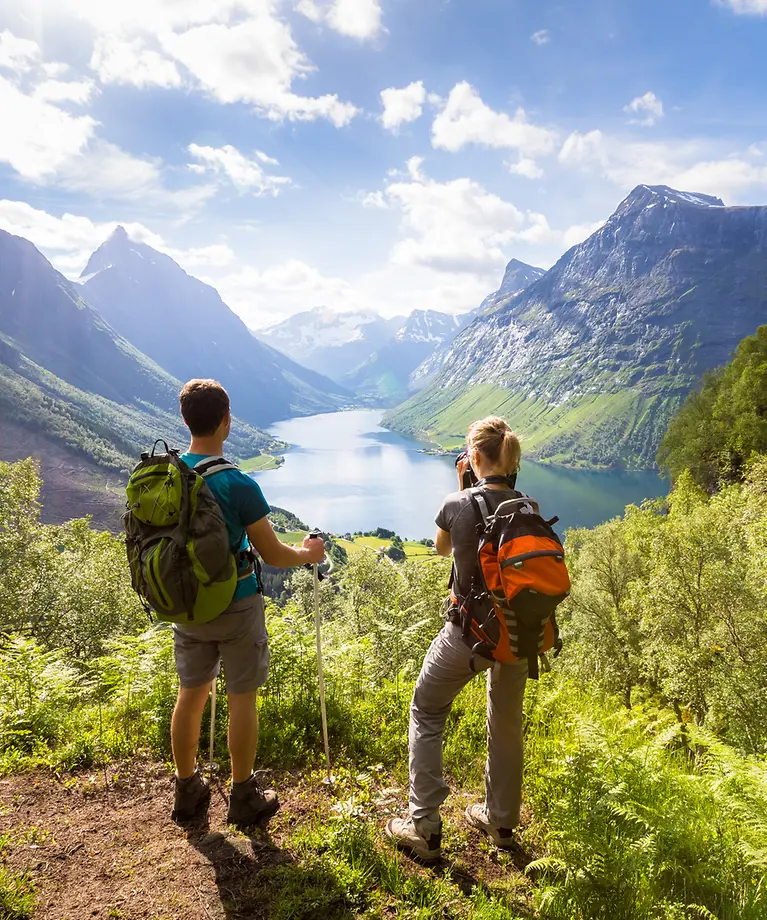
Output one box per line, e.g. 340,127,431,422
409,622,528,829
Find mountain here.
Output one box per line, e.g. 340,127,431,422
477,258,546,315
384,185,767,469
0,229,277,527
343,309,469,404
408,259,544,393
257,307,403,383
80,229,350,428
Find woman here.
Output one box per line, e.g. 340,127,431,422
386,416,530,861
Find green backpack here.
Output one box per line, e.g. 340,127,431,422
123,441,245,624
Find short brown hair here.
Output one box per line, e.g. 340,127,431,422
467,416,521,473
179,379,230,437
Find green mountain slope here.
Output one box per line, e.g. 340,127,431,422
385,185,767,468
0,230,279,525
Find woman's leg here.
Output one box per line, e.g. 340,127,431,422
484,659,528,829
409,623,486,820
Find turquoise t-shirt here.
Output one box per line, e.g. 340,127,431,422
182,453,270,600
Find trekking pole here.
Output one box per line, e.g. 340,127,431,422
208,677,217,778
306,531,334,785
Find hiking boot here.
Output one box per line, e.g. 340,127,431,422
385,815,442,862
227,774,280,828
464,804,516,849
171,770,210,823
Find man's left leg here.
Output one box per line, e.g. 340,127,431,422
170,682,213,822
171,683,212,778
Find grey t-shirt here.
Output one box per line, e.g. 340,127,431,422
436,487,534,597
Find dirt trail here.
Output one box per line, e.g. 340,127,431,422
0,763,534,920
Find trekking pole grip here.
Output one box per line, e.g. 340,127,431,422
303,530,326,577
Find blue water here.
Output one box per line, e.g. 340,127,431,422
250,410,668,540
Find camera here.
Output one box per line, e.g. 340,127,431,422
455,450,478,490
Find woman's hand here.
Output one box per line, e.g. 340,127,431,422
456,454,471,490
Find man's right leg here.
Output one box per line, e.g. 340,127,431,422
227,690,259,783
226,689,279,827
218,595,277,828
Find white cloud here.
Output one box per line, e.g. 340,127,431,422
296,0,383,39
717,0,767,13
0,74,96,181
0,31,40,74
375,159,556,274
0,72,214,205
168,243,235,268
33,80,96,106
559,129,610,168
91,36,182,88
380,81,427,131
0,198,234,278
624,91,664,127
558,129,767,200
508,157,544,179
431,82,558,157
162,16,358,125
56,140,168,200
66,1,359,124
187,144,291,195
64,0,242,34
562,220,605,249
531,29,551,45
42,62,70,78
358,190,388,209
215,258,357,327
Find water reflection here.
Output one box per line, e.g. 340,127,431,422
250,410,667,539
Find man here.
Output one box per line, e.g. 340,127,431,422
170,379,324,827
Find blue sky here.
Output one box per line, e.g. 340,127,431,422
1,0,767,328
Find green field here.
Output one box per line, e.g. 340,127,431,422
239,453,284,472
339,535,436,560
276,530,309,543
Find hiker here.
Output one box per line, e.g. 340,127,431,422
170,379,325,827
386,416,530,861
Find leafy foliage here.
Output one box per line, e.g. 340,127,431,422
659,325,767,489
0,457,766,919
561,468,767,753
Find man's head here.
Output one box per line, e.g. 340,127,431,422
179,379,231,440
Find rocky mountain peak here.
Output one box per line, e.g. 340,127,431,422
614,184,726,220
109,225,130,243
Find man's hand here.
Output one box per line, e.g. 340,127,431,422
247,517,326,569
302,534,326,565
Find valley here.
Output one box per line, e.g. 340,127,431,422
2,182,767,531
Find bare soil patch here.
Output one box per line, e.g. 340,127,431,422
0,763,535,920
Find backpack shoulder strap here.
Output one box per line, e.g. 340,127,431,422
194,456,238,479
469,487,492,526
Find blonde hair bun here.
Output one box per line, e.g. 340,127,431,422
467,416,521,474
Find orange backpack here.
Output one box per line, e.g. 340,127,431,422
451,485,570,679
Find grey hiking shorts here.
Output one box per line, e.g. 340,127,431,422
172,593,269,695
